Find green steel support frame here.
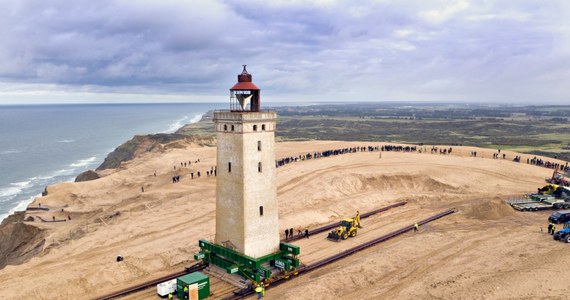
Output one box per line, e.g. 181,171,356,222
196,240,300,282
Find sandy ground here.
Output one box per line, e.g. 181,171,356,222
0,141,568,300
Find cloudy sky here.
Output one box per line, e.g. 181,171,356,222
0,0,569,104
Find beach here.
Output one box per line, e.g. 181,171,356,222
0,103,220,222
0,139,568,299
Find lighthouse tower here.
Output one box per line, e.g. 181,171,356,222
214,65,279,258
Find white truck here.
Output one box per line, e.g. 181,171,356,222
157,279,177,297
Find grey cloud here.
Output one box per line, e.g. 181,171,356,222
0,0,569,103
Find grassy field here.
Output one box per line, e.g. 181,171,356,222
178,103,570,161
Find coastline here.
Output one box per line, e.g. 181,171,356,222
0,110,208,224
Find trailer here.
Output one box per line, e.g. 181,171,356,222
507,195,570,211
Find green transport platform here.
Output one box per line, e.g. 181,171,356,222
194,240,301,283
177,272,210,300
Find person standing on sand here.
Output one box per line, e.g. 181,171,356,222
289,228,294,239
548,223,553,234
413,223,419,232
297,226,302,237
304,228,309,239
284,229,289,239
552,224,556,235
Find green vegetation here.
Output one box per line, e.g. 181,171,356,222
178,103,570,162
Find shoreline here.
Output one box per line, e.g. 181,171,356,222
0,111,207,224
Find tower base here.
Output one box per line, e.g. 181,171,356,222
194,240,300,283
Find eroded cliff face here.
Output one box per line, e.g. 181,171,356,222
0,212,46,269
96,133,188,171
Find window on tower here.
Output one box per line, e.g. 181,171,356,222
259,206,264,216
262,124,266,131
228,162,232,173
224,124,227,131
253,125,257,131
257,141,261,151
231,125,235,131
258,162,262,173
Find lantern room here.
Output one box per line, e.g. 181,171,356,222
230,65,260,112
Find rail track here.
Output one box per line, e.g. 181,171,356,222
94,262,207,300
93,201,410,300
226,208,455,300
283,200,407,242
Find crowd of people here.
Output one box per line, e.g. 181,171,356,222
527,156,570,172
275,143,569,177
275,145,391,168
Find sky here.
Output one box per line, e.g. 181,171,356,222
0,0,569,104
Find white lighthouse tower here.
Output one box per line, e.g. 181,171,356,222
214,65,279,258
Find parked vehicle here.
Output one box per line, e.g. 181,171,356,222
549,210,570,224
157,279,177,297
553,221,570,242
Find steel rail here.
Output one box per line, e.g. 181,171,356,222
283,201,407,242
226,209,455,300
93,262,207,300
302,208,455,272
93,202,408,300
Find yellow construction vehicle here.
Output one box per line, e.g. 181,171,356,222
327,211,361,242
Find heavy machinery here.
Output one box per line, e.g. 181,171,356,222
327,211,361,241
546,170,569,187
537,184,560,195
553,221,570,243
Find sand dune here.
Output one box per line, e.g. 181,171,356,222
0,141,567,299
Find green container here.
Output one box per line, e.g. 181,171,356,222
271,258,291,270
279,242,300,256
177,272,210,300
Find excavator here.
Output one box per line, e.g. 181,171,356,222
327,211,361,242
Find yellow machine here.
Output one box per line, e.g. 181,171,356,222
538,184,560,195
327,211,361,241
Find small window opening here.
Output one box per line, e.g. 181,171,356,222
259,206,264,216
258,162,262,173
224,124,228,131
262,124,266,131
257,141,261,151
231,125,235,131
253,125,257,131
228,162,232,173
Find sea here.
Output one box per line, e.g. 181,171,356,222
0,102,227,223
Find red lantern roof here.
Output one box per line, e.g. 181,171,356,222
230,65,260,90
230,81,259,90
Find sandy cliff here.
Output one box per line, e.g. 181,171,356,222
0,140,568,299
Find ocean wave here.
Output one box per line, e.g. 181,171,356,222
0,178,36,202
57,139,76,143
38,168,75,180
10,180,33,188
0,194,39,223
70,156,98,168
0,186,21,199
162,112,204,133
0,149,22,155
164,116,189,133
189,113,204,124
